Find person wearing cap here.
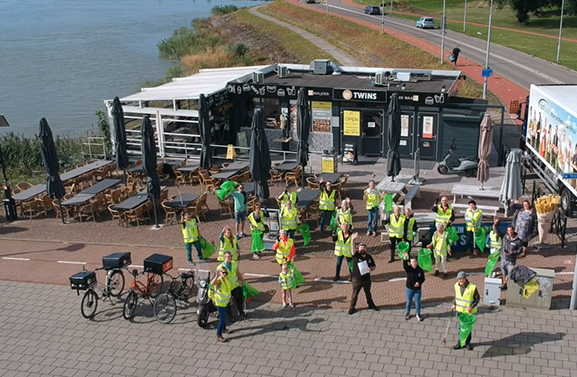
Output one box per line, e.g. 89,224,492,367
451,271,480,350
428,224,452,279
336,198,353,229
318,178,337,233
431,196,455,228
349,242,378,314
464,200,483,256
278,185,298,207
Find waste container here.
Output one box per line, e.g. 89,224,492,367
506,267,555,310
321,148,338,173
3,198,17,222
483,277,502,307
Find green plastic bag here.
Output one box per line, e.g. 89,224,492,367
251,229,265,252
329,212,337,231
417,248,433,272
474,228,486,252
287,261,305,288
458,312,477,347
216,180,238,201
242,281,260,301
484,251,500,276
296,223,311,246
383,193,394,212
447,226,459,243
199,236,216,259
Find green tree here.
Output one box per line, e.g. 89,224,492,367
495,0,549,24
95,110,113,159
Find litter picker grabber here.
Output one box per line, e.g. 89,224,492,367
441,310,453,346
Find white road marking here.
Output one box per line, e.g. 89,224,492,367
57,261,86,265
245,273,278,278
315,278,351,284
2,257,30,261
388,277,407,282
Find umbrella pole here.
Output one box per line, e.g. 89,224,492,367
57,198,66,225
152,200,159,228
301,169,305,189
123,169,127,185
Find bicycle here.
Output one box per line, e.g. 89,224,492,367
122,269,164,320
153,270,195,324
70,266,127,319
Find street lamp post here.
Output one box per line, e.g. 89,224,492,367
0,115,17,222
463,0,468,32
440,0,447,64
557,0,565,62
381,2,385,33
325,0,329,15
482,0,494,100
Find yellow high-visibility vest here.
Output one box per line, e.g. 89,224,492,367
489,231,502,253
279,271,294,290
218,236,238,261
279,192,298,207
334,229,353,257
454,282,477,314
435,205,453,227
218,261,240,289
405,217,417,241
182,219,199,243
281,206,298,230
465,208,482,231
432,231,449,256
388,214,405,239
248,210,265,232
365,189,380,210
276,238,294,264
319,190,336,211
212,277,232,308
337,208,353,227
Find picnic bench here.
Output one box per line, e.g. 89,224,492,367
451,184,501,217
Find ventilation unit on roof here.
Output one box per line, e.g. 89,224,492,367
252,71,264,84
312,59,333,75
278,66,290,78
374,71,386,85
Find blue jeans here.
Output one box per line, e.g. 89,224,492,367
320,210,334,231
405,287,422,316
367,207,379,233
216,306,228,337
336,255,353,277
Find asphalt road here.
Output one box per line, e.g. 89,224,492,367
317,0,577,90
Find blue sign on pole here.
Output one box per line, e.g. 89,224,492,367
482,69,494,77
563,173,577,179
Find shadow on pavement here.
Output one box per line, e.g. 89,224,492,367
227,317,326,341
0,226,28,235
477,331,565,358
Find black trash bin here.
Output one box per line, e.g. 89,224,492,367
3,198,17,222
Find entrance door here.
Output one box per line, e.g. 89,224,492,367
398,111,416,158
418,112,439,160
361,110,383,156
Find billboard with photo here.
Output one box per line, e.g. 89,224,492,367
526,85,577,196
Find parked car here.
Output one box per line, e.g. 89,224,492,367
416,17,436,29
364,6,381,15
306,0,316,3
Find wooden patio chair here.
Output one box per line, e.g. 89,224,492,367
125,205,146,226
306,177,320,190
174,166,187,186
156,164,169,181
200,171,216,192
221,163,230,168
189,170,201,185
159,189,169,203
21,199,47,220
185,203,201,223
209,164,220,174
300,202,320,227
41,195,53,212
108,204,125,227
77,201,99,223
105,189,122,205
285,166,302,187
53,199,71,223
269,169,283,186
161,201,178,225
93,168,106,182
17,181,33,191
218,199,234,218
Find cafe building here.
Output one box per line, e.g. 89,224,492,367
107,61,487,162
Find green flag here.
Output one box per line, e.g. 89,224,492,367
474,228,486,252
458,312,476,347
251,229,265,252
199,236,216,259
417,248,433,272
485,251,500,276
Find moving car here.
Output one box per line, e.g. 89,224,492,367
365,6,381,15
416,17,436,29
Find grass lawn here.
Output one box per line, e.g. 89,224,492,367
354,0,577,70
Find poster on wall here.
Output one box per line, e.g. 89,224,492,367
401,114,410,137
423,116,434,139
343,110,361,136
311,101,332,132
289,100,297,130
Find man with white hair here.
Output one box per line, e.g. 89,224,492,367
428,224,452,279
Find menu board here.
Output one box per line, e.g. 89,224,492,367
311,101,332,133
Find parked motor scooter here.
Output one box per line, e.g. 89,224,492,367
196,271,217,328
437,138,479,177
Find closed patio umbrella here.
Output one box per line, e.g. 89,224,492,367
250,109,271,200
39,118,66,224
296,88,311,188
198,94,213,170
386,93,402,181
477,114,493,189
499,149,523,210
140,116,161,228
112,96,129,184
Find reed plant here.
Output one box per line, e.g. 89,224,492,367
211,5,240,15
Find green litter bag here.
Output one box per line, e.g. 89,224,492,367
251,229,265,252
383,193,394,212
457,312,477,347
474,228,486,252
484,251,500,276
287,261,305,288
242,281,260,301
446,226,459,243
417,248,433,272
296,223,311,246
216,180,238,201
329,212,338,231
199,236,216,259
397,241,410,259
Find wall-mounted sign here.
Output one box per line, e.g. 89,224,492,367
423,116,434,139
311,101,332,133
401,114,410,137
343,110,361,136
334,88,386,102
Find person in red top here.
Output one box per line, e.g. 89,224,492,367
273,229,296,264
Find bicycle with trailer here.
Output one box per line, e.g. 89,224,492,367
69,252,132,319
123,253,172,321
153,269,196,324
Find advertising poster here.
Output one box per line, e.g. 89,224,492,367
526,86,577,192
423,116,434,139
401,114,410,137
311,101,332,132
343,110,360,136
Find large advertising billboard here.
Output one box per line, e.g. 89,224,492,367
526,85,577,195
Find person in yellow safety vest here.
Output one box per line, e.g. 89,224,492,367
364,180,384,236
318,179,337,233
488,217,503,278
451,271,480,350
273,229,296,265
403,208,418,247
277,185,298,207
248,202,267,259
280,200,300,239
464,200,483,256
428,224,452,279
278,263,295,308
384,206,405,263
431,196,455,228
332,223,358,281
218,251,246,320
336,198,353,229
218,226,239,262
211,266,233,343
180,212,202,266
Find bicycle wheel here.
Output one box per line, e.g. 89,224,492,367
107,270,125,297
81,289,98,319
123,290,138,320
147,273,164,298
180,274,195,300
153,293,177,324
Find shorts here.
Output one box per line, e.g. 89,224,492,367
235,211,247,224
501,260,515,277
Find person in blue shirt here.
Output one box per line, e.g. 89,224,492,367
230,184,248,239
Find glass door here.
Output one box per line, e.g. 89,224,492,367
361,110,383,156
418,112,438,160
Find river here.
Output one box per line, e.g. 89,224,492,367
0,0,265,136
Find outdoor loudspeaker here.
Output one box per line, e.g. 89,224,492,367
252,72,264,84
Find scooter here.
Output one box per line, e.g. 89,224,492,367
196,271,217,328
437,138,478,177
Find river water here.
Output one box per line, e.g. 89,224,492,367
0,0,265,136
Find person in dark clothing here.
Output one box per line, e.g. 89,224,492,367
451,271,480,350
493,222,524,289
402,252,425,321
452,45,461,66
349,242,379,315
403,208,419,247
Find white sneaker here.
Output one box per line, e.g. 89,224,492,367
282,303,287,308
416,315,422,322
